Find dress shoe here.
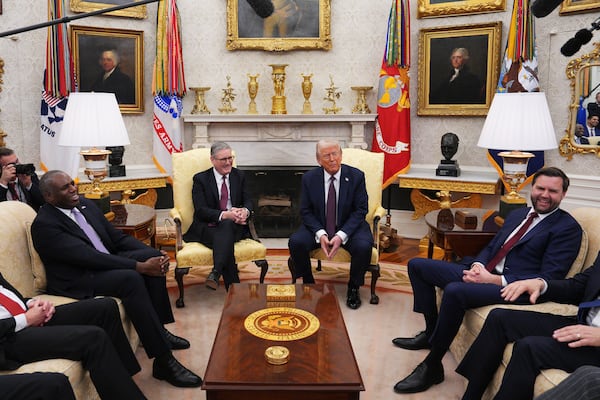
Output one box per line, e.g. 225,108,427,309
392,330,431,350
153,354,202,388
393,361,444,394
163,328,190,350
205,269,220,290
346,287,362,310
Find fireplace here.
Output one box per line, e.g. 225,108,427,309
243,166,310,238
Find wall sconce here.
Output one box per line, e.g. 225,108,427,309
477,92,557,217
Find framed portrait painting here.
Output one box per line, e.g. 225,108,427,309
226,0,332,51
70,0,147,19
417,22,502,116
70,25,144,113
417,0,506,18
560,0,600,15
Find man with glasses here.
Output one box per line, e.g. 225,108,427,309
183,142,253,290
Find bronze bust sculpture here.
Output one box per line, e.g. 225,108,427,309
436,132,461,177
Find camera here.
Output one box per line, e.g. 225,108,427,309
14,163,36,176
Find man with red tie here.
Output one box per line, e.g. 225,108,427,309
392,167,583,394
183,141,253,290
0,272,147,399
0,147,44,211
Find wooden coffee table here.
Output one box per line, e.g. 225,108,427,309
202,283,364,400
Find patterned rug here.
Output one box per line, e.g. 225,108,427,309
166,255,412,294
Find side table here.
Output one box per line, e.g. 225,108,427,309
110,204,156,247
424,208,501,261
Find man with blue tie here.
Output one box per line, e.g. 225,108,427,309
584,114,599,138
392,167,582,394
457,253,600,400
288,140,373,310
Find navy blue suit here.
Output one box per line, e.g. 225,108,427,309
289,164,373,288
408,207,582,352
457,254,600,400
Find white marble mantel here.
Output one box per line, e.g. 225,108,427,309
182,114,377,152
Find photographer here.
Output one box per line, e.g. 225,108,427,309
0,147,44,211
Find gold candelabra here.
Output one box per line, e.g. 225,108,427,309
218,76,237,114
323,75,342,114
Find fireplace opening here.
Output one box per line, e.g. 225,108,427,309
243,166,311,238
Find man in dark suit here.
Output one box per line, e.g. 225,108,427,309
587,92,600,118
583,114,599,138
0,272,146,399
0,147,44,211
393,166,583,394
288,140,373,310
457,253,600,400
31,170,201,388
183,141,253,290
90,50,135,105
1,373,76,400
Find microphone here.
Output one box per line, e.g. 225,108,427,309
245,0,274,18
531,0,564,18
560,17,600,56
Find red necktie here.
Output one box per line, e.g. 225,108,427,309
326,176,336,237
8,182,19,201
0,291,26,316
485,212,538,272
220,175,229,211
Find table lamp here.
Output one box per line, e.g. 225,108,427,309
59,92,130,211
477,92,557,218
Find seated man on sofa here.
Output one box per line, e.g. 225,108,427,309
457,252,600,400
393,167,583,394
0,271,146,399
31,170,201,389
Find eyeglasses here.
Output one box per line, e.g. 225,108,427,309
214,156,235,163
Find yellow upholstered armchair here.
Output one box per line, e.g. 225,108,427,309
170,148,268,307
288,148,386,304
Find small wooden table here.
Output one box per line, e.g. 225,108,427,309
110,204,156,247
425,208,501,261
202,283,364,400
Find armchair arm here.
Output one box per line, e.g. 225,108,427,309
247,211,262,243
371,205,387,252
169,208,184,253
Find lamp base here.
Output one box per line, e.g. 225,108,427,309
109,165,126,177
499,195,527,219
85,192,111,214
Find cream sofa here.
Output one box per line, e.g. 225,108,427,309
0,201,139,400
448,207,600,399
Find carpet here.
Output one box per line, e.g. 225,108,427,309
166,255,412,293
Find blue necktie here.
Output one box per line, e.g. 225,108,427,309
72,208,109,254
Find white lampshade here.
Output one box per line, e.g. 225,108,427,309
59,92,130,147
477,92,557,151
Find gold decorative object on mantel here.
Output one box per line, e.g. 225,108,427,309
247,74,259,114
301,73,314,114
269,64,288,114
351,86,373,114
323,75,342,114
189,87,211,114
218,76,237,114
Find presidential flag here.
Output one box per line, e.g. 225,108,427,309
371,0,411,189
152,0,185,181
40,0,79,179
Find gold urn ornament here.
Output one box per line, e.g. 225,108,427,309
247,74,259,114
301,73,313,114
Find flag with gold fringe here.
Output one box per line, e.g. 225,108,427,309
371,0,411,189
488,0,542,191
153,0,185,181
40,0,80,179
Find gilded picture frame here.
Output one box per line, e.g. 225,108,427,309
417,0,506,18
417,22,502,116
70,0,147,19
559,0,600,15
226,0,332,51
70,25,144,113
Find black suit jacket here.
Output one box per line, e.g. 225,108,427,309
30,198,155,299
90,67,135,104
544,253,600,306
0,273,31,370
0,175,44,211
183,167,253,242
587,102,600,118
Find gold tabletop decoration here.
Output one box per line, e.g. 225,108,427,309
265,346,290,365
244,307,320,341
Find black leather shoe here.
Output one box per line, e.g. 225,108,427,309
392,331,431,350
153,354,202,388
163,328,190,350
393,361,444,394
205,270,220,290
346,287,362,310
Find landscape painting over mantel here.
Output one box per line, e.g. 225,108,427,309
417,0,506,18
226,0,332,51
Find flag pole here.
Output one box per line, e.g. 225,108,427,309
0,0,160,38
